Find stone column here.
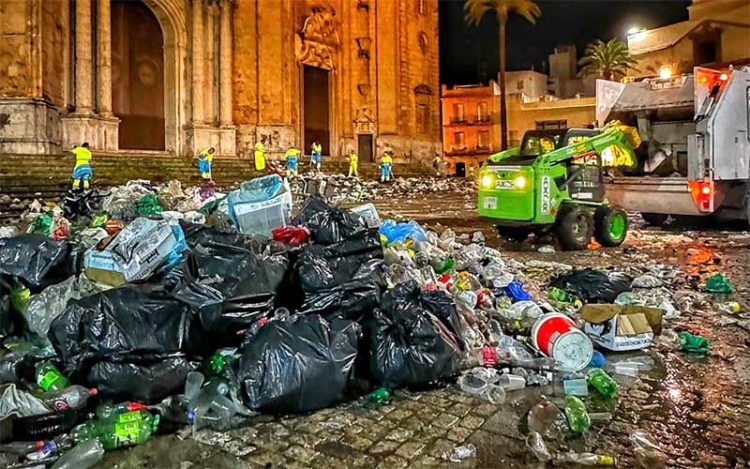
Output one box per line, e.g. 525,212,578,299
191,0,205,124
97,0,113,116
75,0,94,113
205,3,217,125
219,0,233,126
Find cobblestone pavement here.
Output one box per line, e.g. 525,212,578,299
100,190,750,469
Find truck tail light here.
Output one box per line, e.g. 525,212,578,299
689,180,714,212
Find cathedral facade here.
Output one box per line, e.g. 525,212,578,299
0,0,441,163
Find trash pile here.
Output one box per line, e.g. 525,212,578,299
0,173,735,467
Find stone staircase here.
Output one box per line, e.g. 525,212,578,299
0,153,434,219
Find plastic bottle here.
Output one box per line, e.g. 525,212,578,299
497,374,526,391
50,439,104,469
564,395,591,434
72,411,160,450
0,441,44,456
43,386,98,412
525,431,552,462
35,362,71,393
368,387,391,405
184,371,205,402
527,397,563,435
95,401,148,420
204,353,227,376
587,369,618,398
25,436,72,461
555,452,616,466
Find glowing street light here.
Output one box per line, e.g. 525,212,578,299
659,65,673,79
627,25,646,41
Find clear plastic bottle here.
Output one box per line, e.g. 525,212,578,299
50,439,105,469
43,386,98,412
184,371,205,402
525,431,552,462
527,397,563,435
95,401,148,421
497,374,526,391
25,436,72,461
554,452,616,466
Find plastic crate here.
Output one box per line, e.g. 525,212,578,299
350,203,381,228
231,193,289,238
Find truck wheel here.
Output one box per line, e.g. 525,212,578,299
595,206,628,247
497,226,529,242
556,205,594,250
641,212,668,226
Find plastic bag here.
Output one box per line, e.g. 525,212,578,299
292,197,365,245
0,235,79,292
238,315,360,413
702,273,733,294
379,220,427,244
299,259,383,322
232,175,284,203
28,213,53,236
86,357,195,403
506,279,532,302
295,229,383,293
370,281,463,388
0,384,50,419
272,225,310,245
48,285,209,376
550,269,631,304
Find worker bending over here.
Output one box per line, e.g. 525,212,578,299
285,147,301,177
198,147,216,183
70,142,93,190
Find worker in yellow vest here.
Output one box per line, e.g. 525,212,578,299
310,141,322,173
285,147,301,177
197,147,215,183
254,141,266,171
70,142,93,190
347,149,359,178
380,150,393,183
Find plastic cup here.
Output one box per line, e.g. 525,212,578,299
498,374,526,391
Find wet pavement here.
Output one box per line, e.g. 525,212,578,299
100,182,750,468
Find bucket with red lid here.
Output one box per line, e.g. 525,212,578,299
532,313,593,371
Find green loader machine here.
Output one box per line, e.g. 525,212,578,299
477,127,637,250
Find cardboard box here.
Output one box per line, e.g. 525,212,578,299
581,304,663,351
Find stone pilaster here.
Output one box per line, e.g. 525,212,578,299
97,0,113,116
219,0,233,126
75,0,94,114
191,0,205,124
205,2,217,125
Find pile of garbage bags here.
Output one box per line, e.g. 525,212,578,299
0,174,720,467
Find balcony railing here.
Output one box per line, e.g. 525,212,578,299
446,115,494,126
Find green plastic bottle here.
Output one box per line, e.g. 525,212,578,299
587,369,618,398
204,353,227,376
72,411,160,450
564,396,591,434
369,388,391,405
35,362,71,393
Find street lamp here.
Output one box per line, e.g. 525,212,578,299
627,26,646,41
659,65,673,79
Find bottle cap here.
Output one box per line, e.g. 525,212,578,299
89,388,98,396
589,350,605,368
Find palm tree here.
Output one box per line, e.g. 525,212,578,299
578,38,638,81
465,0,541,150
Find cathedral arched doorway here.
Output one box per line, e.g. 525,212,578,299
112,0,165,150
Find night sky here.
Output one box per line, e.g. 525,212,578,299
439,0,691,86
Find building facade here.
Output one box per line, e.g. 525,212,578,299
0,0,441,162
627,0,750,78
440,81,501,176
506,96,595,147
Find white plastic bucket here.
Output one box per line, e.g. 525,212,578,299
531,313,593,371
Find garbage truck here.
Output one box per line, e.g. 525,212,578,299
596,66,750,225
477,127,636,250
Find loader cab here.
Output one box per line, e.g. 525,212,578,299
560,129,605,202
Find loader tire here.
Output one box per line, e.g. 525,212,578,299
595,206,628,247
556,205,594,251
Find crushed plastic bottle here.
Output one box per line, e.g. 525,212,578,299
25,435,72,461
630,430,665,458
526,431,552,462
184,371,205,402
527,397,564,437
554,452,617,466
564,395,591,434
448,444,476,462
587,369,618,398
0,440,45,456
50,439,104,469
456,370,506,404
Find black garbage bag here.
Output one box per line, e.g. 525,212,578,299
295,229,383,293
550,268,632,304
48,285,208,375
0,278,13,338
237,314,360,414
371,281,463,389
86,357,195,403
181,230,289,337
299,259,384,322
292,197,365,245
0,235,78,291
